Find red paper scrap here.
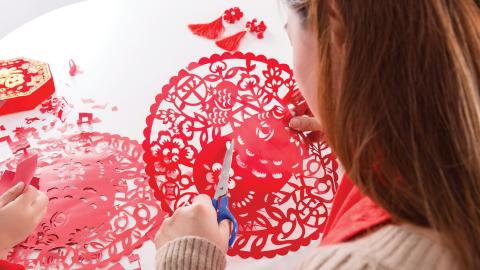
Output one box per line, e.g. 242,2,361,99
107,263,126,270
25,117,40,124
0,136,30,155
0,154,38,194
77,112,93,125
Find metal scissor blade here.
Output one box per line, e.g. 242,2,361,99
214,139,234,199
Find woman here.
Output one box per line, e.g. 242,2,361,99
155,0,480,269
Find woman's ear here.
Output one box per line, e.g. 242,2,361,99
329,0,346,49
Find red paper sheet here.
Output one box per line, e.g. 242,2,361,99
1,132,164,269
143,52,340,259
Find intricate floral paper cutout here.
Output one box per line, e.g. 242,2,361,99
143,52,339,258
1,132,163,269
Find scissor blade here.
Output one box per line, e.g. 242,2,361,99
214,140,234,199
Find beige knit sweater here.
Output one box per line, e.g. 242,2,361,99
156,225,459,270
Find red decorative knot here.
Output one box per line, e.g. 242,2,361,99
246,19,267,39
143,52,340,259
223,7,244,24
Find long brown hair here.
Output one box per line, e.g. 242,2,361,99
287,0,480,269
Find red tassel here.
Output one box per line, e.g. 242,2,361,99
215,31,247,51
188,17,225,40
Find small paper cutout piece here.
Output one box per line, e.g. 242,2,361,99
81,98,95,104
0,154,38,194
77,112,93,125
0,136,30,155
25,117,40,124
68,59,81,77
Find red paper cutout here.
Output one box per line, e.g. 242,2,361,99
0,125,6,131
77,112,93,125
25,117,40,124
108,263,126,270
1,132,164,269
0,154,38,194
68,59,82,77
0,136,30,155
143,52,339,258
13,127,40,140
40,96,72,122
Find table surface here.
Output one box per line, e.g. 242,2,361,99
0,0,319,269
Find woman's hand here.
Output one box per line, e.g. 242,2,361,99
288,92,324,142
289,111,324,142
154,194,231,253
0,182,48,259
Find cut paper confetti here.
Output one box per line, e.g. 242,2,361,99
1,132,164,269
143,52,340,259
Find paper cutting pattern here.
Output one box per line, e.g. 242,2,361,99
143,52,340,258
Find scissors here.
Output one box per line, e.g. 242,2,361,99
212,139,238,248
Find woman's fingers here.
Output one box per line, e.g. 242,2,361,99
218,219,231,243
0,182,25,208
289,116,323,132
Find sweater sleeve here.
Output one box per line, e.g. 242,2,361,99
155,236,227,270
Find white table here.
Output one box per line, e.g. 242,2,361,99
0,0,319,269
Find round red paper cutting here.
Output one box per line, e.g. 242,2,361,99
0,132,163,270
143,52,340,259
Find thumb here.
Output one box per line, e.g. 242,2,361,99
218,219,232,245
0,182,25,207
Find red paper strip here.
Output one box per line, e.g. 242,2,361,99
143,52,340,259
